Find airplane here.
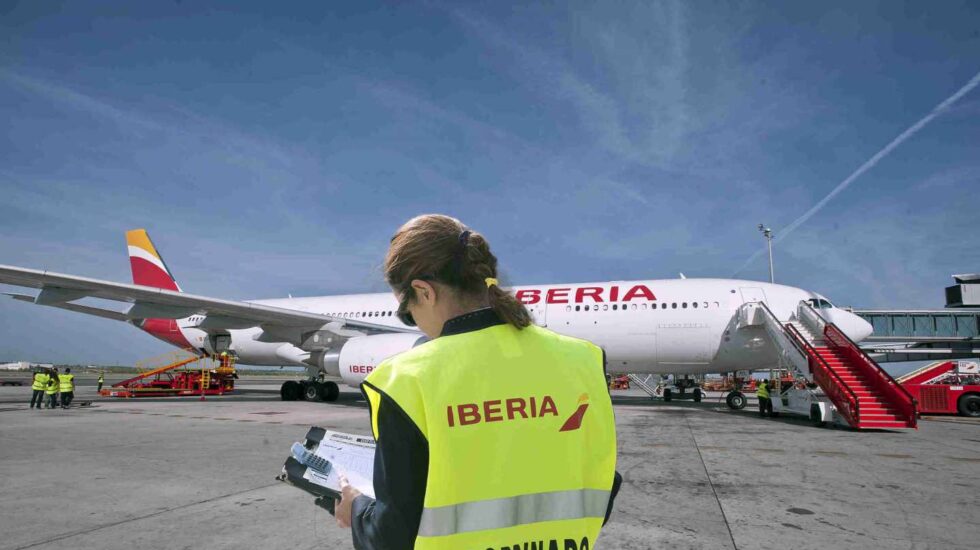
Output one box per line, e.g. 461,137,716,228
0,229,873,407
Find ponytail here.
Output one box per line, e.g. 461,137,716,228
488,283,532,329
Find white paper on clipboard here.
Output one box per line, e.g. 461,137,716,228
298,430,376,499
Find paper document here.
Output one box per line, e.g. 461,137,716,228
279,428,376,501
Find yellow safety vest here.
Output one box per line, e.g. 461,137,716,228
33,373,49,391
45,378,59,395
363,323,617,550
60,373,75,392
756,383,769,399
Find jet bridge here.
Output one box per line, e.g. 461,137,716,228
851,308,980,362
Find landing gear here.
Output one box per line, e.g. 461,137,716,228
280,380,341,402
280,380,301,401
321,381,340,402
726,391,746,410
663,388,672,402
304,382,322,401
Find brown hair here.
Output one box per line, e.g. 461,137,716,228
384,214,531,329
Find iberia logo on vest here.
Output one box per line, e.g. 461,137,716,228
445,393,589,432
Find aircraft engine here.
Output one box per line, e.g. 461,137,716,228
333,333,427,387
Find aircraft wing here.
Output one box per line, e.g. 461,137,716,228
0,264,416,336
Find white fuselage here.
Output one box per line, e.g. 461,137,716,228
164,278,872,380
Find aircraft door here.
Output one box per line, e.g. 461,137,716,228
739,287,767,304
528,301,547,327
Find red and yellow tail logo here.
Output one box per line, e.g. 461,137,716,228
559,393,590,432
126,229,181,292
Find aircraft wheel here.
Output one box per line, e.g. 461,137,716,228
663,388,672,402
810,405,826,427
958,394,980,417
693,389,702,403
280,381,301,401
322,382,340,402
725,391,746,410
304,382,322,401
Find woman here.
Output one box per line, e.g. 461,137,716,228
335,215,621,550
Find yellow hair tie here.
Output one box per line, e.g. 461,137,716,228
485,277,499,288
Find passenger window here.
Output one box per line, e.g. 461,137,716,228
682,302,687,309
672,303,677,309
631,304,637,310
703,301,708,308
565,306,571,312
584,305,590,311
693,302,698,308
603,305,609,311
661,303,667,309
612,304,618,310
575,305,581,311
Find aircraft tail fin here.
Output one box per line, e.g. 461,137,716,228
125,229,182,292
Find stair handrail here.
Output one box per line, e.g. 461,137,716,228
797,300,827,333
752,302,809,374
783,323,859,427
757,302,859,426
822,322,917,428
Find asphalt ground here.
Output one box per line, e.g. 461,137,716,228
0,381,977,550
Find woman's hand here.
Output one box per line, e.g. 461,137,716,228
334,475,362,529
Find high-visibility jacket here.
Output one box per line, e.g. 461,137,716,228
45,378,59,395
362,321,617,550
32,372,49,391
59,373,75,393
756,383,769,399
98,375,104,383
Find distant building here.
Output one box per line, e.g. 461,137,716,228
0,362,54,371
946,274,980,308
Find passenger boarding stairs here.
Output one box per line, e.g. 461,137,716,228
747,301,917,429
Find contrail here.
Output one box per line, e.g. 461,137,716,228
732,69,980,277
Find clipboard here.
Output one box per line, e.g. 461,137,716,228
277,427,375,515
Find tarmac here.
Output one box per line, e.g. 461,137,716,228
1,375,978,550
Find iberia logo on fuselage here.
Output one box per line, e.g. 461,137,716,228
514,284,656,305
446,393,589,432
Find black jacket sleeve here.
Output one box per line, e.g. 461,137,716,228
351,386,429,550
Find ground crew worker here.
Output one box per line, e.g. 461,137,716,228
334,215,621,550
30,369,50,409
97,372,104,392
60,367,75,409
45,369,60,409
757,379,771,417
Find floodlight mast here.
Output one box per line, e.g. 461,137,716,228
758,224,774,283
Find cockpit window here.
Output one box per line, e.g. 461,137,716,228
807,298,834,309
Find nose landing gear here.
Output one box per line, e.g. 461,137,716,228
726,391,747,410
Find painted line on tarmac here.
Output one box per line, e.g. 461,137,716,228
11,482,280,550
685,416,739,550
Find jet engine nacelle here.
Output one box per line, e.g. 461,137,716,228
335,333,427,387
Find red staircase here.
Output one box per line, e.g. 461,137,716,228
819,324,916,429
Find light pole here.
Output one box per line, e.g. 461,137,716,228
758,224,774,283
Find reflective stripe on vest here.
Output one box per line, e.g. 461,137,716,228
364,323,617,550
418,488,611,537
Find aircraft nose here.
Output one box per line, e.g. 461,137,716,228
837,311,874,342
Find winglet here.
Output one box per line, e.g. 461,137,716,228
125,229,182,292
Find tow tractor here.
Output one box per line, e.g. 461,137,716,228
898,360,980,417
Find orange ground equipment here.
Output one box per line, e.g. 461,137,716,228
101,350,236,398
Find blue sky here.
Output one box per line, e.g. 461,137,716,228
1,1,979,365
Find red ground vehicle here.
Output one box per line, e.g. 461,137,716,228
898,360,980,417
